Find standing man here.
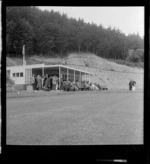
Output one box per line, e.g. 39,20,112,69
52,75,57,90
129,80,132,91
41,76,44,90
50,75,53,90
37,75,42,90
43,74,48,89
31,74,36,90
44,74,50,91
56,76,59,90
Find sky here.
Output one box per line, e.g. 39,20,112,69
38,6,144,38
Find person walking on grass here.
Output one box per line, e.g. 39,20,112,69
129,80,132,91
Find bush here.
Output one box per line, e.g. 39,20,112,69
7,75,14,86
108,58,143,68
110,68,114,71
130,55,140,63
127,49,143,63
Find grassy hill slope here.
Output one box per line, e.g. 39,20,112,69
7,53,144,89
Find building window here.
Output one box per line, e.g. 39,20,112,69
12,72,23,77
13,73,16,77
20,72,23,77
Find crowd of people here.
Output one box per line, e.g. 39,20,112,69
30,75,136,92
30,74,60,91
30,74,107,92
58,80,107,91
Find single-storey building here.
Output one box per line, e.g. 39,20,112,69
6,64,93,89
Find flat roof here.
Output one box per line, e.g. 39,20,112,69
7,64,93,75
7,64,45,69
44,64,93,75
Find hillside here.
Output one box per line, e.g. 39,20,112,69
7,53,144,89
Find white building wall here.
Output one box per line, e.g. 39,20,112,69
7,67,26,84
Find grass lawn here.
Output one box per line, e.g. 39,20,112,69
7,90,143,145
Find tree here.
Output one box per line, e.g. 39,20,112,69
35,22,58,55
6,6,144,62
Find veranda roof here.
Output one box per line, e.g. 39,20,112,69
7,64,93,75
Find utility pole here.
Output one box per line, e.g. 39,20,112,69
22,44,26,65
